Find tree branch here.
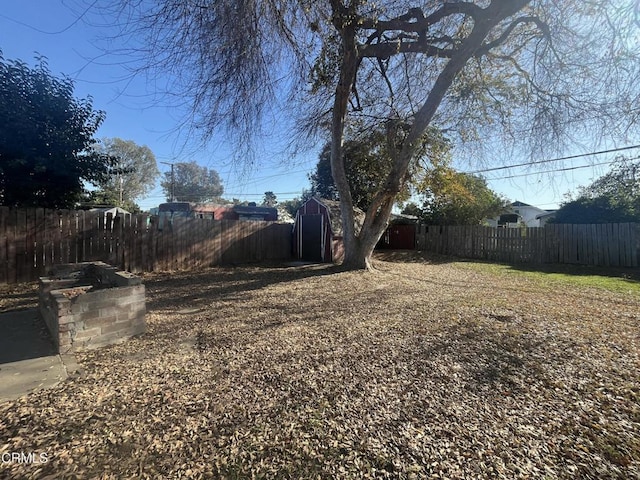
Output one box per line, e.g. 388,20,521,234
475,15,550,56
359,41,455,59
359,3,483,32
357,3,485,59
376,57,395,108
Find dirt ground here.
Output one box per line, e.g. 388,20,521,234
1,252,639,479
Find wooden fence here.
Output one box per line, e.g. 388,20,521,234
416,223,640,268
0,207,293,284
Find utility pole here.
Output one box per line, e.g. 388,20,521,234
160,161,175,202
119,173,123,207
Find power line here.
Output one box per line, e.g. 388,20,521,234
222,168,312,187
485,157,640,181
493,155,640,180
144,191,304,200
465,144,640,175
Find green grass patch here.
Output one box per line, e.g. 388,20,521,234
455,260,640,295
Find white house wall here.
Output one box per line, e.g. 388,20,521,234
487,203,549,228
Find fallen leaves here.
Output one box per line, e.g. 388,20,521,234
0,253,639,479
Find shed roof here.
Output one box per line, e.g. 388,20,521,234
389,213,419,225
310,198,365,236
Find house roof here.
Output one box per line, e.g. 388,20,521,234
510,201,549,215
389,213,419,225
511,201,533,207
158,202,192,213
191,203,232,213
233,205,277,217
535,210,558,220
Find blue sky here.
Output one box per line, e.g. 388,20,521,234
0,1,317,210
1,1,635,212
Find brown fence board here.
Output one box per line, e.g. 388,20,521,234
611,223,620,267
0,208,294,284
0,208,8,284
15,208,29,283
629,224,640,265
148,216,158,271
130,214,138,271
415,222,639,268
6,209,17,284
158,220,169,271
25,208,37,279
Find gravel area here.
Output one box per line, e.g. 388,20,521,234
1,253,639,479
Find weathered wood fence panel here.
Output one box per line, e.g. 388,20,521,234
0,207,293,284
416,223,640,268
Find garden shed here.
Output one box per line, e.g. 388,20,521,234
377,214,418,250
293,198,364,263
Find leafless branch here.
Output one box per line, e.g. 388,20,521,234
476,15,550,56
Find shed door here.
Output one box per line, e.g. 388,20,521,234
389,225,416,249
301,214,323,261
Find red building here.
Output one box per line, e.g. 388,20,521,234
376,215,417,250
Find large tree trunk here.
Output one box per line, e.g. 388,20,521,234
329,5,361,266
332,0,532,271
341,192,396,270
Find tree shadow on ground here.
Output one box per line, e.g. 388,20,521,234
143,261,343,312
414,318,576,396
373,250,453,264
375,249,639,284
502,262,640,284
0,309,56,363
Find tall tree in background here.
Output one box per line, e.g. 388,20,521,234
280,191,313,217
161,161,223,203
90,138,159,211
579,157,640,206
0,53,111,208
108,0,640,269
262,191,278,207
551,157,640,223
310,128,451,211
406,169,507,225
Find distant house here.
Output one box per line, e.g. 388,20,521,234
486,201,555,228
158,202,192,218
293,198,364,263
191,204,236,220
275,205,295,224
233,204,278,221
158,202,278,221
535,210,557,226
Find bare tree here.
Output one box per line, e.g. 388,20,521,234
103,0,640,269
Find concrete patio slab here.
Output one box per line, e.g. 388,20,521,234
0,309,77,402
